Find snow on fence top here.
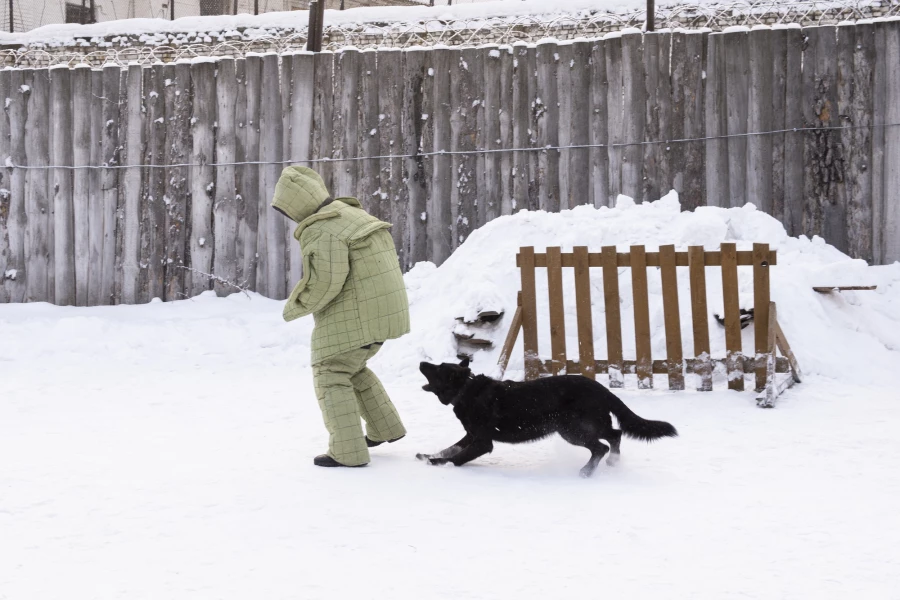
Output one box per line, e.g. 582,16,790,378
0,0,897,67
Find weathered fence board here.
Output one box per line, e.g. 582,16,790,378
189,60,215,297
72,66,91,306
50,67,75,306
4,21,900,307
215,59,238,297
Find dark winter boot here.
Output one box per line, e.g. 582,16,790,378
313,454,367,468
365,434,406,448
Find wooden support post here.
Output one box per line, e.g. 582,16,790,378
497,292,523,379
519,246,540,381
631,245,652,389
573,246,595,380
546,246,567,375
688,245,713,391
753,242,771,392
601,245,624,387
660,244,685,390
720,242,744,390
757,301,778,408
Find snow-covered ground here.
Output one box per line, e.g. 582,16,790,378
2,196,900,599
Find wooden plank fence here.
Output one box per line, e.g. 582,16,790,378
1,21,899,306
503,243,800,406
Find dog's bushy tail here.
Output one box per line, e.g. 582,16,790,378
607,395,678,442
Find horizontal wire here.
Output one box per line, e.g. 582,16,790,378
5,122,899,171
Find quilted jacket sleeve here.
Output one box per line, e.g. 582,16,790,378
283,232,350,322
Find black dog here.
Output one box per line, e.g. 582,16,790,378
417,359,678,478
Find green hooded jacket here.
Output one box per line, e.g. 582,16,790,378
271,166,410,364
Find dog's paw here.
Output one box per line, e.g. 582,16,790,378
579,466,597,479
606,454,620,467
428,457,449,466
415,453,430,461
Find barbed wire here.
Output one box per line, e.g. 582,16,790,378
0,0,897,67
5,122,899,171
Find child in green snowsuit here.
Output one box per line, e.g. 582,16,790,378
272,166,408,468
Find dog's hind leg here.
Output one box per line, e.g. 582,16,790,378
560,430,609,478
603,429,622,466
416,434,473,462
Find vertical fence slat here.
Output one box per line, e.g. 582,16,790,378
0,70,9,304
660,244,684,390
753,243,771,392
280,53,294,293
556,42,573,210
98,66,125,304
145,66,166,302
334,48,359,199
290,52,315,286
688,245,712,391
519,246,540,381
801,26,833,243
312,51,334,193
511,43,531,213
621,31,645,202
402,49,428,267
601,245,623,387
568,40,591,208
430,47,452,264
724,29,749,209
525,45,540,212
783,27,804,237
705,32,728,207
882,22,900,263
50,66,74,306
605,34,624,202
260,53,285,299
631,245,652,389
87,68,103,305
536,41,560,212
358,49,380,215
451,47,480,246
215,58,238,297
498,46,514,216
546,246,566,375
871,23,887,265
670,32,686,202
189,61,215,297
71,66,91,306
849,23,875,264
243,55,262,292
747,28,773,215
5,70,26,303
24,70,50,303
720,242,744,391
684,32,707,210
590,39,609,208
375,50,405,266
643,32,669,202
164,63,189,301
113,68,127,303
482,46,501,222
573,246,595,380
770,28,787,224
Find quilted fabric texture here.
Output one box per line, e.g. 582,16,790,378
273,166,411,364
312,344,407,466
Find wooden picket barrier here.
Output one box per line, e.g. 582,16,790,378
497,243,802,407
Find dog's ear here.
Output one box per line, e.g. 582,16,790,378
459,357,470,369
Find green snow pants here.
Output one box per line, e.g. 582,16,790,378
311,344,407,466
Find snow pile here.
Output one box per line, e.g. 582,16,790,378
383,191,900,386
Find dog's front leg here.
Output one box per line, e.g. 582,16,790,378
440,438,493,467
416,434,473,462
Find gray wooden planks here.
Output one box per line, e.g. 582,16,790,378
214,58,238,297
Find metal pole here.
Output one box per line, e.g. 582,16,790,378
170,0,175,20
646,0,655,32
315,0,324,51
233,0,237,15
89,0,95,23
306,0,318,52
81,0,86,24
8,0,12,32
254,0,258,15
